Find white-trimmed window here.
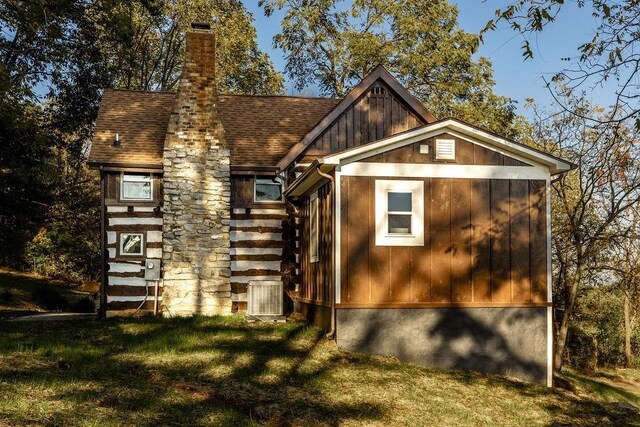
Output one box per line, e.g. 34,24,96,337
310,192,319,263
375,180,424,246
121,173,153,201
254,177,283,202
120,233,144,256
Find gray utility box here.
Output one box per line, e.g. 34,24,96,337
144,259,161,281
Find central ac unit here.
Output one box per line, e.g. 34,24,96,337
247,281,283,316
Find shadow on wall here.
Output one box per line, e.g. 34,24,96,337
337,307,547,383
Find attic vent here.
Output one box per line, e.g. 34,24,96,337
371,86,386,96
247,281,283,316
435,139,456,160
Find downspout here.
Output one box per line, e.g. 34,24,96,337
99,167,106,318
316,168,336,340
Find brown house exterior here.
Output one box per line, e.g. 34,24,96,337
88,24,573,385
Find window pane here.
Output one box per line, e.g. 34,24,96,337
122,234,142,254
255,178,282,201
123,181,152,200
388,214,411,234
388,192,412,212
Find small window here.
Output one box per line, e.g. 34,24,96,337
310,192,319,263
255,177,283,202
375,180,424,246
120,233,144,256
121,173,153,201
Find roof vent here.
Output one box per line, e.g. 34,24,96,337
191,22,211,30
435,139,455,160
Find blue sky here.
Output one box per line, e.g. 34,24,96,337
246,1,610,117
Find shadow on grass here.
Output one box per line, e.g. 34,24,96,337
0,316,384,426
1,317,638,426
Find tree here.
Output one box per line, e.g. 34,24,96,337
482,0,640,129
522,96,640,369
261,0,517,136
0,0,284,279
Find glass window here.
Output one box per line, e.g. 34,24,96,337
120,233,143,256
310,193,319,263
375,180,424,246
387,192,412,234
121,173,152,201
255,177,283,202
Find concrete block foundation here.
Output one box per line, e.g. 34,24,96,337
336,307,549,384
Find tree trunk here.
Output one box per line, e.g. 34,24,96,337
624,288,632,368
554,266,584,370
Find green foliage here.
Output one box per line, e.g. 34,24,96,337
0,1,283,281
261,0,517,135
567,288,639,370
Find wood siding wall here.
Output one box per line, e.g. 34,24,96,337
339,176,548,306
231,175,287,209
103,172,163,312
300,82,426,164
362,133,531,166
298,182,333,305
230,176,286,311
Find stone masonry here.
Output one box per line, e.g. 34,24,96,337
161,24,232,316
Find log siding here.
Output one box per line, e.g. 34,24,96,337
103,172,163,313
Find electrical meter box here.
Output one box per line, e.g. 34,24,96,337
144,259,161,281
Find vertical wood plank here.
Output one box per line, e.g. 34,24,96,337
369,176,390,302
450,179,472,302
346,107,353,147
354,98,363,146
431,178,451,302
529,180,547,302
341,176,349,302
470,179,492,302
456,139,474,164
347,176,370,303
510,180,531,302
474,144,502,165
411,178,431,302
490,179,511,302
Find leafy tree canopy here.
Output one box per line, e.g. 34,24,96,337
261,0,517,135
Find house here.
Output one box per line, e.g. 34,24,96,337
88,23,573,385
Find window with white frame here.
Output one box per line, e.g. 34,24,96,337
121,173,153,201
254,177,283,202
375,180,424,246
310,192,319,263
120,233,144,256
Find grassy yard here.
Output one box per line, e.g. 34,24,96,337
1,316,638,426
0,269,96,319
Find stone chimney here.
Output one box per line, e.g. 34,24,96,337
161,22,232,316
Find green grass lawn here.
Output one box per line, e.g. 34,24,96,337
0,269,95,318
1,316,638,426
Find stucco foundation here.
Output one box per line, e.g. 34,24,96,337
336,307,548,384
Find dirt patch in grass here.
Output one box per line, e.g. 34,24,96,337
0,316,638,426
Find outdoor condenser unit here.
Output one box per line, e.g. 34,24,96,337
247,281,283,316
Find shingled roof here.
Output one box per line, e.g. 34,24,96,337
88,89,340,167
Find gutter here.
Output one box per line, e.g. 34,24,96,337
315,168,337,340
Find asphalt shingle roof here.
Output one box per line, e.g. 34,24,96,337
88,89,339,167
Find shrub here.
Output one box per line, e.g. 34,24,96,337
32,286,70,311
70,296,95,313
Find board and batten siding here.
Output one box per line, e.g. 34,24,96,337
339,175,548,307
297,182,333,306
230,175,286,311
299,81,426,165
103,172,163,312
